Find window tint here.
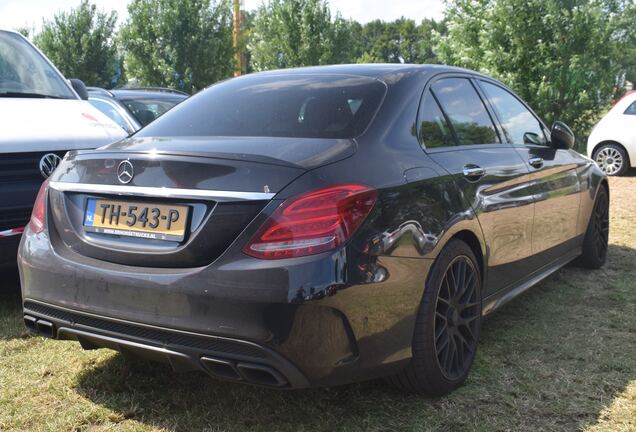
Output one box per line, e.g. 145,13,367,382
624,101,636,115
481,81,547,145
138,75,387,139
418,91,455,148
431,78,499,145
122,98,181,126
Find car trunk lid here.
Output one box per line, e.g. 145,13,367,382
100,136,355,170
47,137,353,268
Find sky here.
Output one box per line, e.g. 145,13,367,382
0,0,445,32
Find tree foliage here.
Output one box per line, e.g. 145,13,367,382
248,0,354,71
437,0,636,136
34,1,122,87
614,4,636,87
120,0,234,93
26,0,634,136
351,18,447,64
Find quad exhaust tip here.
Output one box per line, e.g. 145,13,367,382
23,315,288,387
201,357,288,387
24,315,37,332
24,315,55,338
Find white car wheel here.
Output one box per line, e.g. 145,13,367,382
594,144,629,176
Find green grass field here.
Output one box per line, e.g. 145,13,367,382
1,176,634,432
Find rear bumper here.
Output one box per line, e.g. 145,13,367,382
23,300,308,388
19,226,433,388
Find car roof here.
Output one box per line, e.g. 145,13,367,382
617,90,636,104
87,87,188,101
609,90,636,114
246,63,490,83
110,89,188,100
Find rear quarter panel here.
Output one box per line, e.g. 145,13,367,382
269,71,487,374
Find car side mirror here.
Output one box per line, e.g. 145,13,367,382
69,78,89,100
550,121,575,150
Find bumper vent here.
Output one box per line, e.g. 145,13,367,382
23,301,266,358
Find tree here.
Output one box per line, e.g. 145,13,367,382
418,19,447,64
437,0,636,138
15,27,33,39
120,0,234,93
34,1,122,88
614,4,636,90
248,0,354,71
351,18,446,64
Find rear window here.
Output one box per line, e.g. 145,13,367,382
122,98,182,126
624,101,636,115
137,74,386,139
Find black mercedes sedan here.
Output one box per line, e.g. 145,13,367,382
18,64,609,395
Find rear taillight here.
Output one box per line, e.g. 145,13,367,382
29,179,49,234
243,184,377,259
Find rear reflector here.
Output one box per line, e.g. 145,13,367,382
243,184,377,259
28,179,49,234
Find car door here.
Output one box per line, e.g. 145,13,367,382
477,80,582,267
419,76,535,296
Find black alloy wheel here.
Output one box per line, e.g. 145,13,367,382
387,239,482,395
577,187,610,269
592,190,610,263
434,256,480,380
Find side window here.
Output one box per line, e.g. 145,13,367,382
480,81,547,146
89,99,132,133
418,90,455,149
431,78,500,145
624,101,636,115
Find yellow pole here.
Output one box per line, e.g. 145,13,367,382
233,0,242,76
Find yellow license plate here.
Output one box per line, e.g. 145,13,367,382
83,198,189,241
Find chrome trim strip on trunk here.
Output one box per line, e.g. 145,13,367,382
48,181,276,202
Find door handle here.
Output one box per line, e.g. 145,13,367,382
528,157,544,168
462,165,485,180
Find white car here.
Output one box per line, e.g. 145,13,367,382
587,92,636,176
0,29,127,268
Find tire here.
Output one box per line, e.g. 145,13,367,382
386,239,482,395
576,186,609,269
593,144,629,176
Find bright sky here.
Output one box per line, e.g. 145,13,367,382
0,0,445,32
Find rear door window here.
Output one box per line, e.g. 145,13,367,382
137,75,387,139
431,78,500,145
480,81,547,146
418,90,455,149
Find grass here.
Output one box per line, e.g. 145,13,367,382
1,176,635,432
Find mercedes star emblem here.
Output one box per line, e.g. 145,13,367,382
39,153,62,179
117,160,134,184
